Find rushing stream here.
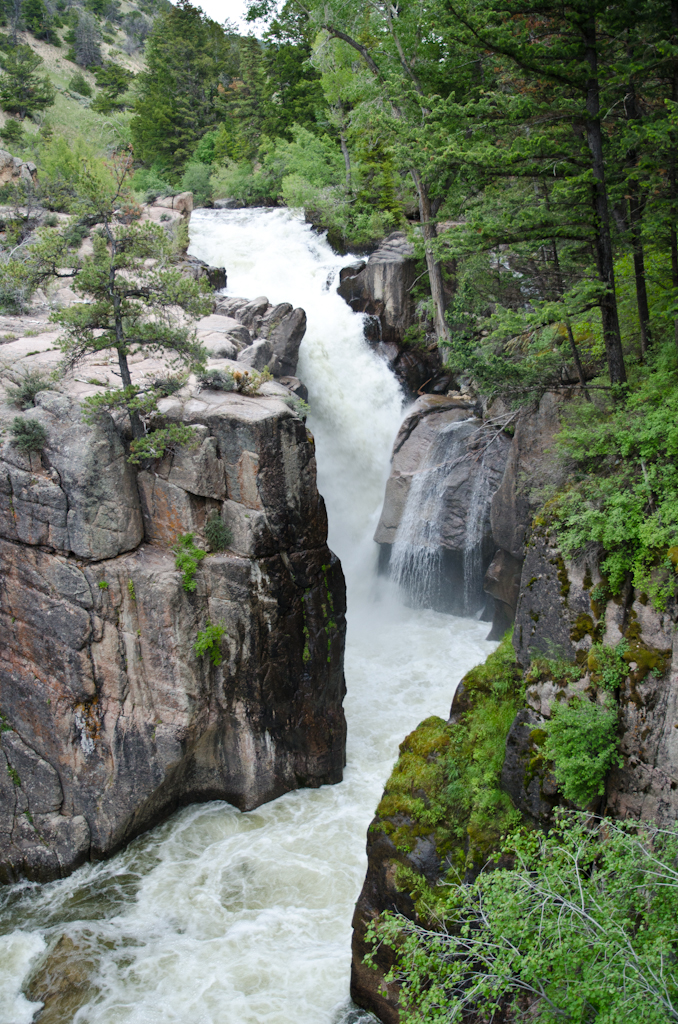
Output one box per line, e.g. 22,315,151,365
0,208,495,1024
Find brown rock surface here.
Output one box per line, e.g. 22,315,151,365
0,350,346,883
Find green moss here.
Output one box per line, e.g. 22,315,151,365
622,609,671,683
583,566,593,590
551,555,571,601
570,612,604,643
373,633,525,893
529,610,540,622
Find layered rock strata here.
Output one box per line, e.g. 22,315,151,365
0,321,346,883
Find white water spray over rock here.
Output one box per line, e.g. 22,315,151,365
0,209,496,1024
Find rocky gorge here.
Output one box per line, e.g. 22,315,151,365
0,204,675,1024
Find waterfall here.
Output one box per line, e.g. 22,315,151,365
389,420,473,608
389,417,493,616
462,453,492,614
0,208,497,1024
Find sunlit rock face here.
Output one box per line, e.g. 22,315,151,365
0,369,346,883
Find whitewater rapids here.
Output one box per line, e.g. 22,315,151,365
0,208,495,1024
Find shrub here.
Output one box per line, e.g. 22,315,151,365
68,71,92,97
205,511,231,551
5,369,52,409
0,119,25,147
172,532,205,592
194,620,226,666
10,416,47,453
543,694,622,805
127,423,198,465
369,813,678,1024
180,162,212,206
587,639,629,691
196,367,272,396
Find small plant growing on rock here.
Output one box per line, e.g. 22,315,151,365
543,694,622,806
196,367,272,396
7,764,20,786
172,532,205,592
205,511,232,551
127,579,136,600
5,369,53,409
587,639,629,691
98,580,108,589
10,417,47,453
194,620,226,666
283,396,309,419
127,423,198,465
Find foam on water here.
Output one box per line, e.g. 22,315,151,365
0,208,496,1024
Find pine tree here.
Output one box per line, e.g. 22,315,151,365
74,12,103,68
0,42,55,120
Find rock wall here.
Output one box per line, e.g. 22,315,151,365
336,233,445,396
374,394,510,618
0,319,346,883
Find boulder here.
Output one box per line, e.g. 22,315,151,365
213,197,240,209
267,308,306,377
0,148,37,185
238,337,272,371
180,255,226,291
153,191,193,215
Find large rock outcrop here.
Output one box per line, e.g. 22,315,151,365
374,395,510,616
214,295,307,379
336,233,445,396
0,324,346,883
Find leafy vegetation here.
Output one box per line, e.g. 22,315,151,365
368,813,678,1024
204,511,231,552
194,620,226,667
543,695,622,807
172,532,205,593
372,633,524,892
4,368,52,408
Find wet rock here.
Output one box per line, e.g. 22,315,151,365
484,548,523,637
23,935,98,1024
500,709,558,824
337,232,415,344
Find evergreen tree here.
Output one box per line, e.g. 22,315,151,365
0,42,54,120
91,61,133,112
74,11,103,67
131,1,237,169
23,153,212,441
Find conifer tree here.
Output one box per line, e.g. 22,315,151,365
0,42,54,120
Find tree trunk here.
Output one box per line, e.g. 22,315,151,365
582,10,626,385
628,188,652,355
410,167,450,344
551,235,591,400
623,68,652,355
671,1,678,352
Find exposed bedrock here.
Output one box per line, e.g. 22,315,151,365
336,233,444,396
213,295,307,379
0,369,346,882
374,394,510,618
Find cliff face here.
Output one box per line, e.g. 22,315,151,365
0,344,346,883
351,391,678,1023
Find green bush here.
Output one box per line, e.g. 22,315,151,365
543,694,622,806
196,367,272,396
68,71,92,97
172,532,205,592
127,423,198,465
194,620,226,666
5,369,52,409
0,119,25,147
180,162,211,206
370,813,678,1024
205,511,231,551
10,417,47,453
550,348,678,609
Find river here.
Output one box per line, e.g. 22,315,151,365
0,208,495,1024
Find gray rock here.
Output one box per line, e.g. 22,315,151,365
500,709,558,824
213,198,240,209
267,308,306,378
238,338,272,371
337,232,415,344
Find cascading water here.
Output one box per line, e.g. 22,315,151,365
0,208,496,1024
389,420,474,608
